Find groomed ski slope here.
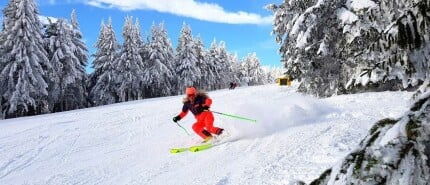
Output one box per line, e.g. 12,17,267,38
0,84,412,185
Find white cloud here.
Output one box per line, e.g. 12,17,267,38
84,0,272,25
85,1,111,9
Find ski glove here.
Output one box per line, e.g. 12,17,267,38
173,115,181,123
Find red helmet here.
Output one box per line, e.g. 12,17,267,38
185,87,196,95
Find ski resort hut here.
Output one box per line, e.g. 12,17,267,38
277,75,291,86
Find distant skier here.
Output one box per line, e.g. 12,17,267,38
229,82,234,89
173,87,224,142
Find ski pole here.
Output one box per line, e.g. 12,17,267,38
209,111,257,123
175,121,191,135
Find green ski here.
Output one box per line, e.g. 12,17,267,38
170,147,188,153
189,143,212,152
170,143,213,154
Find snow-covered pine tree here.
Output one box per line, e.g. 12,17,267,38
268,0,430,97
0,0,51,118
89,18,120,106
302,80,430,185
214,41,232,89
69,10,88,107
133,18,148,65
157,22,176,95
238,59,249,86
70,10,89,74
175,23,201,93
206,39,221,90
240,53,266,86
88,20,107,94
44,18,84,112
194,35,213,90
133,18,145,55
268,0,344,97
0,15,5,119
133,18,148,99
344,0,430,94
228,52,241,86
143,22,175,98
267,0,317,81
43,12,88,112
113,16,145,102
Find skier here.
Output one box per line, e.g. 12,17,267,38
173,87,224,142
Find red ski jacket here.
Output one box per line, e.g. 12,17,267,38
179,95,212,118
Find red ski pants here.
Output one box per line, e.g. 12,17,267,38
192,111,221,139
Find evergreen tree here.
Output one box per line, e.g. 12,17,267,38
70,10,88,73
68,10,88,108
44,18,86,112
113,16,145,102
89,18,120,106
159,24,175,70
144,22,175,97
344,0,430,93
135,18,149,98
228,52,241,85
240,53,265,86
43,10,88,112
194,35,205,88
0,0,51,117
0,15,5,119
268,0,430,97
88,20,107,92
194,35,215,90
214,41,231,89
175,23,200,93
267,0,317,81
133,18,144,49
158,22,176,95
268,0,344,97
207,39,221,90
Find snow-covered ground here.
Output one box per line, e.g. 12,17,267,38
0,84,413,185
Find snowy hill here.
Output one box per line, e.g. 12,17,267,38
0,84,412,185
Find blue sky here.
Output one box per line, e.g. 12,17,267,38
0,0,283,73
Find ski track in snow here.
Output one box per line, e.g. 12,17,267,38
0,84,412,185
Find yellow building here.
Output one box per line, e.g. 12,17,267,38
277,75,292,86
